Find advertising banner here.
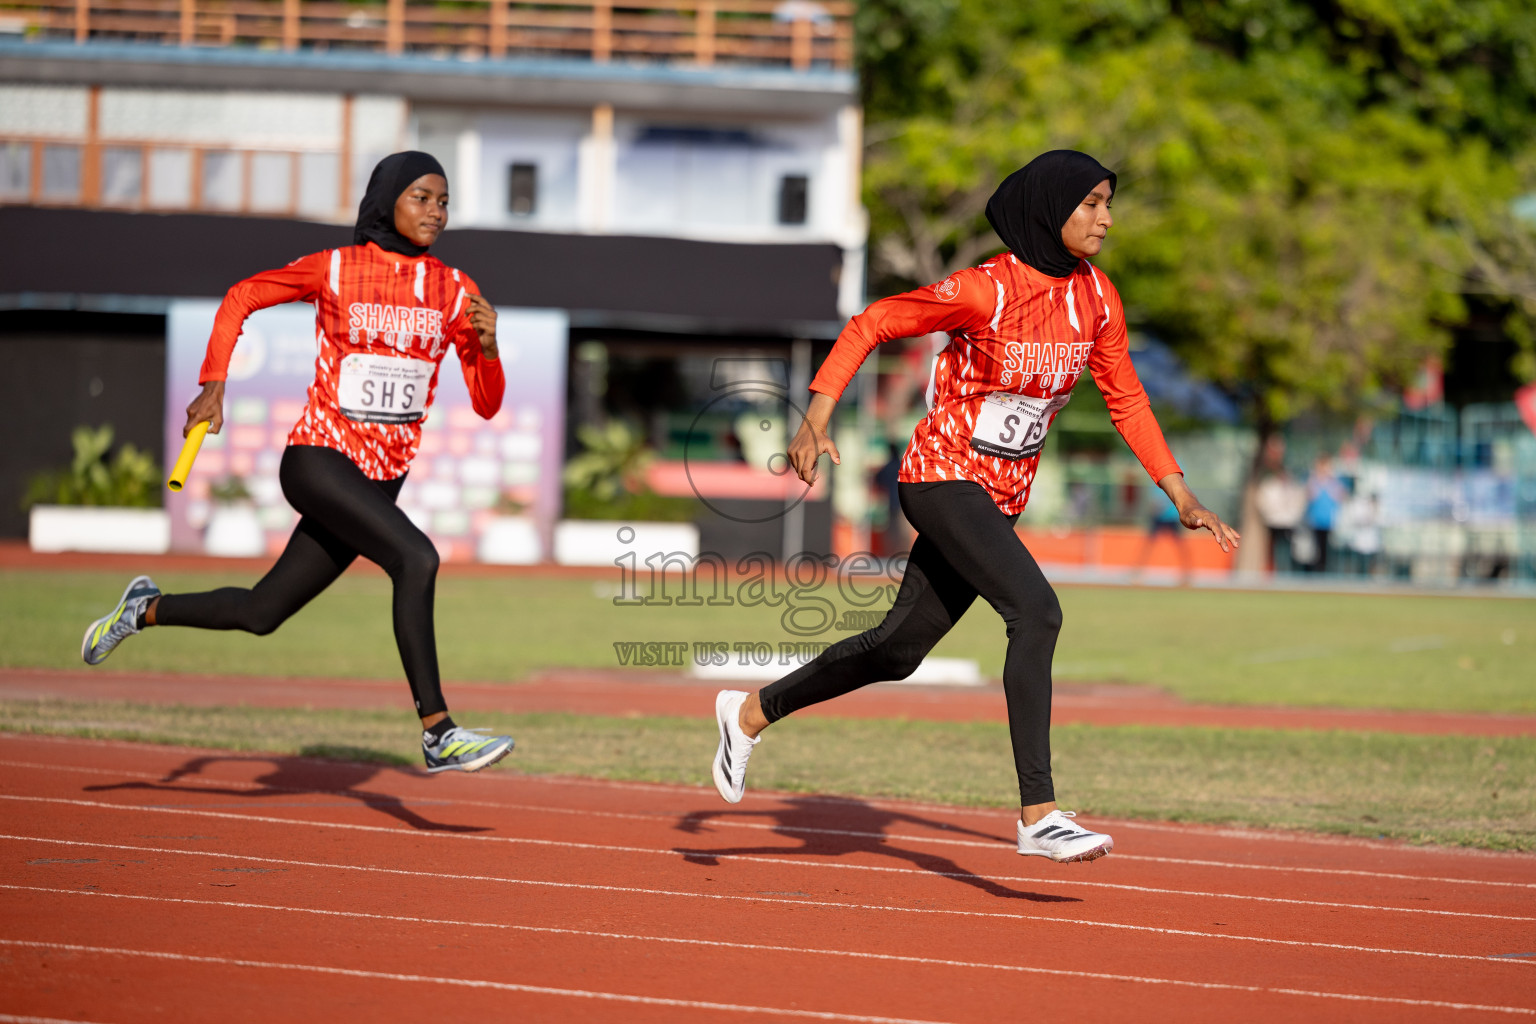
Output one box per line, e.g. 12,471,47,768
164,300,567,562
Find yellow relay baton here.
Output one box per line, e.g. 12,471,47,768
167,420,211,492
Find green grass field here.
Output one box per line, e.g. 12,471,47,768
3,698,1530,850
3,568,1530,711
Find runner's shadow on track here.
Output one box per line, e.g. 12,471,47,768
82,750,491,833
672,796,1079,903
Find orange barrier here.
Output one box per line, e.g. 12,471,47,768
1015,525,1236,572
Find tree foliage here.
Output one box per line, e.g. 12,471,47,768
858,0,1536,426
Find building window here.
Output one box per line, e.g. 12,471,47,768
508,162,537,216
100,147,143,205
41,144,81,201
0,142,30,200
250,151,293,213
297,152,340,218
148,148,192,208
202,150,243,211
778,174,808,226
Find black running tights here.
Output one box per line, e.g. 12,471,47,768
759,480,1062,805
155,444,447,717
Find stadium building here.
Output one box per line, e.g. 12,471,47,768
0,0,865,562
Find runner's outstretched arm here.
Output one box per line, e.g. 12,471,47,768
786,392,841,484
1157,471,1241,552
1087,277,1238,552
186,251,328,436
787,270,995,485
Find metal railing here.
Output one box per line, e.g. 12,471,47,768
0,0,854,69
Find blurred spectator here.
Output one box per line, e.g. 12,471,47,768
1303,455,1347,573
1256,464,1307,572
1334,439,1361,493
1340,491,1381,575
1067,480,1094,523
872,438,910,555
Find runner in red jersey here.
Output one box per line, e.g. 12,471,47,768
711,151,1240,862
197,226,503,482
80,152,515,774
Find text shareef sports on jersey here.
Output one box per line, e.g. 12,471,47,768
348,303,445,350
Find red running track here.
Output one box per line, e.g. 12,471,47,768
0,732,1533,1023
5,666,1535,737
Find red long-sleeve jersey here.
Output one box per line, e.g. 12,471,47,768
200,241,505,481
812,254,1179,515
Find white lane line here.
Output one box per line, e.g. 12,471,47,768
4,756,1529,891
0,938,945,1023
5,884,1534,1017
1114,853,1536,890
1,832,1525,966
1102,815,1525,852
0,794,1525,923
0,1015,113,1024
505,769,1535,858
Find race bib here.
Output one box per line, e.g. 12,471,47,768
337,354,433,424
969,391,1070,460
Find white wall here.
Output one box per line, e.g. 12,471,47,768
0,85,87,138
349,95,409,208
412,104,858,244
475,112,586,230
608,114,844,242
98,89,343,148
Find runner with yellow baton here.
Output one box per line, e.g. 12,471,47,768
78,150,516,776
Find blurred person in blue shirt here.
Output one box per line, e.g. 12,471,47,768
1304,454,1347,573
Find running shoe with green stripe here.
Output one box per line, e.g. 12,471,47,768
81,575,160,665
422,725,514,773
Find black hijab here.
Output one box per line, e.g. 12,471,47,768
984,150,1117,278
353,151,447,257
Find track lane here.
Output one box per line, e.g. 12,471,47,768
3,879,1533,1024
5,788,1532,957
3,734,1534,1023
4,771,1531,938
6,753,1524,928
2,742,1531,941
3,799,1533,1011
3,738,1531,899
12,937,1527,1024
7,734,1529,883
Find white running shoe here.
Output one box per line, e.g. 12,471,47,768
1016,810,1114,863
711,689,758,804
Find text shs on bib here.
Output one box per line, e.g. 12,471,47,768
337,353,435,423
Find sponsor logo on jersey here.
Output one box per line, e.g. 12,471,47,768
348,303,444,339
347,303,446,355
933,276,961,301
1000,340,1093,389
